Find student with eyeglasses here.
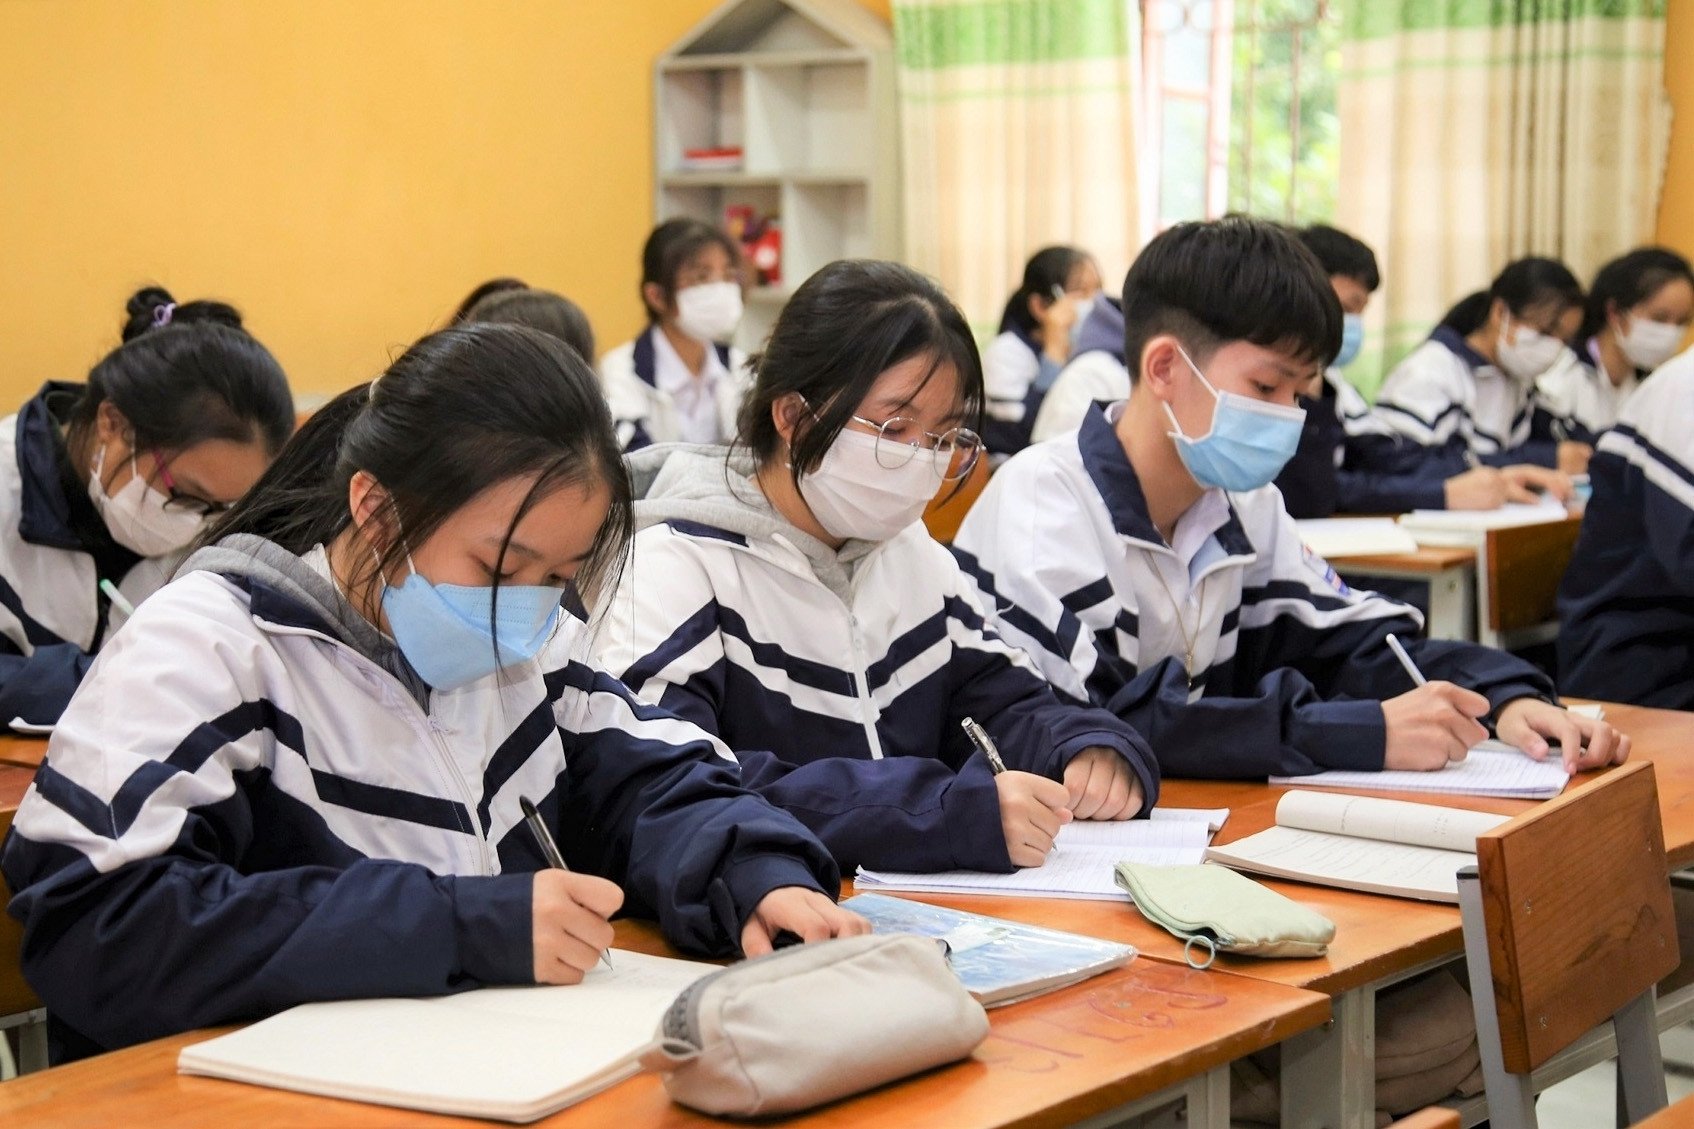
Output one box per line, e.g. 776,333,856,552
594,259,1160,875
0,286,294,727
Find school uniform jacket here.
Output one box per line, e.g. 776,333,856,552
594,446,1161,875
1374,327,1558,469
1275,369,1453,517
1535,339,1640,446
597,326,749,451
0,383,176,726
951,402,1556,779
1029,300,1131,446
0,534,839,1059
1557,350,1694,707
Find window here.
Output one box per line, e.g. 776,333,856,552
1139,0,1340,231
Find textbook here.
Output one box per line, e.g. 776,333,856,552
854,808,1223,901
1270,744,1570,799
177,950,713,1123
841,892,1135,1006
1204,790,1509,903
1293,517,1421,558
1397,496,1573,545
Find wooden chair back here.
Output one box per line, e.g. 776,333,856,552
1474,760,1677,1072
0,807,41,1018
922,456,991,544
1484,516,1582,633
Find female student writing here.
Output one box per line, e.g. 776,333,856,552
1374,257,1587,484
599,219,750,450
593,260,1159,876
0,286,293,727
982,246,1103,455
0,323,861,1061
1537,247,1694,444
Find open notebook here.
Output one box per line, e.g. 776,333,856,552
1205,790,1508,903
1271,744,1570,799
855,808,1224,901
178,949,713,1123
1397,496,1573,545
842,893,1134,1006
1293,518,1421,558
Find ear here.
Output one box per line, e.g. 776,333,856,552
641,281,671,321
347,471,398,556
1490,298,1512,335
1026,292,1050,322
1138,335,1188,405
770,392,809,450
94,400,131,448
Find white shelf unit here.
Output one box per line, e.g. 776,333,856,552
654,0,900,355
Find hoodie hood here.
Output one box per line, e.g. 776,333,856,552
1074,297,1126,361
179,533,429,708
623,442,883,600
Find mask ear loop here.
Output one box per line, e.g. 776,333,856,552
1161,343,1222,444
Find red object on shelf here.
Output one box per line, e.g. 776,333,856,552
681,146,744,170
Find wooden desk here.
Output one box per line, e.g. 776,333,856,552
0,921,1330,1129
1330,546,1477,641
0,738,45,771
0,765,32,817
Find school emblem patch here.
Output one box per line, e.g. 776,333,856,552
1301,543,1352,596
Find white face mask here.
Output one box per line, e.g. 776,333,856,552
1496,317,1568,382
1617,314,1684,372
86,445,206,557
674,281,743,345
798,428,942,543
1069,294,1099,346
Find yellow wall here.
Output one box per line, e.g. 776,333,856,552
1657,3,1694,261
0,0,891,407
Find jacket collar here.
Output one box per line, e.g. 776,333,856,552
15,382,139,576
632,326,732,389
1430,324,1493,371
1075,400,1255,558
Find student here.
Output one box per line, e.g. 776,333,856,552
593,260,1159,875
0,323,862,1062
1557,345,1694,707
1029,297,1128,445
1537,247,1694,445
598,219,750,450
952,216,1628,781
462,285,596,363
982,246,1103,455
1274,226,1521,517
0,287,293,727
1374,258,1587,483
450,277,527,323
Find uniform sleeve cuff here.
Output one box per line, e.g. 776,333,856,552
1291,699,1386,771
451,872,535,986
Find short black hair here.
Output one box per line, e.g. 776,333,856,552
1577,247,1694,342
641,219,740,324
1122,214,1342,379
1297,225,1380,292
1438,257,1583,335
464,287,596,363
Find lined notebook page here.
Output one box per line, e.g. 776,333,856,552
1271,747,1569,799
856,818,1212,901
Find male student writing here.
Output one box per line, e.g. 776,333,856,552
952,216,1628,779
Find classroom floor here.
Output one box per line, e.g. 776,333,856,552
1535,1022,1694,1127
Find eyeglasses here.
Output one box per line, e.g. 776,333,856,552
152,451,231,517
847,414,983,482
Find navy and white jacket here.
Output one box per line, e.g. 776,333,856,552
0,383,178,726
1374,327,1559,469
1029,300,1130,446
1557,349,1694,707
593,445,1161,874
0,534,839,1060
1275,369,1454,517
1535,338,1641,446
952,402,1556,779
983,328,1062,455
597,326,749,451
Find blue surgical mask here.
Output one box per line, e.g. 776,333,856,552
1335,314,1365,368
381,555,563,691
1162,346,1307,493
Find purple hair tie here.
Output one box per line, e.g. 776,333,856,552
152,302,176,328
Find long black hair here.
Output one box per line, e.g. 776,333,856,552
737,259,983,489
640,219,740,324
997,246,1093,338
206,322,632,610
1577,247,1694,343
68,287,293,464
1438,257,1583,336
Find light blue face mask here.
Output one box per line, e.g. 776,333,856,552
381,555,564,691
1335,314,1365,369
1162,346,1308,493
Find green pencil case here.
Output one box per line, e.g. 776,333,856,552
1114,862,1336,967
